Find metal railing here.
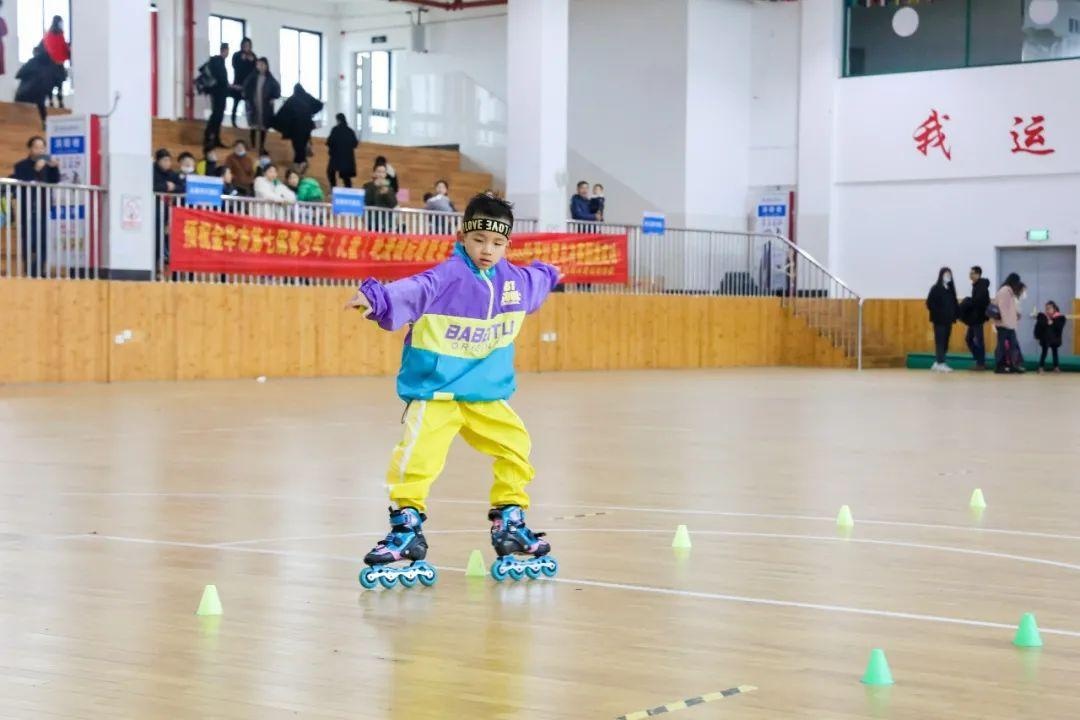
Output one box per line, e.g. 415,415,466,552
0,179,106,280
153,193,539,286
566,220,863,366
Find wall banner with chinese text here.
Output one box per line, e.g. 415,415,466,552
168,207,629,283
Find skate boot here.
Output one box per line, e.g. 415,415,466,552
488,505,558,581
359,507,438,589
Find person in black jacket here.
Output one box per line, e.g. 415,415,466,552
10,135,60,277
242,57,281,155
1034,301,1067,373
230,38,256,127
15,44,63,129
926,266,959,372
959,265,991,370
203,43,231,151
271,83,324,171
326,113,359,188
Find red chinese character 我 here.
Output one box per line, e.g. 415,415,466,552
1011,115,1055,156
914,110,952,160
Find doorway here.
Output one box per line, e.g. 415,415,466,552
996,246,1076,358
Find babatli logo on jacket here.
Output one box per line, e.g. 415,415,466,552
501,280,522,306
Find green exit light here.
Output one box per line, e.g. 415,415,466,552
1027,229,1050,242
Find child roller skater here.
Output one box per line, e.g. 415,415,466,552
344,193,562,588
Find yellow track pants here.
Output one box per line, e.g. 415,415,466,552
386,399,535,513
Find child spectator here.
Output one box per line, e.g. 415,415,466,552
1034,301,1066,373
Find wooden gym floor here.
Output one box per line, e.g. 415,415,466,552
2,369,1080,719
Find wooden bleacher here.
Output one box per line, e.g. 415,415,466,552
0,101,493,211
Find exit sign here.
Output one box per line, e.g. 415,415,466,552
1026,229,1050,243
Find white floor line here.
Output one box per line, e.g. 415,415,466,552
53,491,1080,543
212,528,1080,574
63,532,1080,640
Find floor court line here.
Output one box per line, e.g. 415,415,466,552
57,532,1080,639
213,528,1080,573
54,491,1080,543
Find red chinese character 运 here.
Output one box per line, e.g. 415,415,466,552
1011,115,1055,156
914,110,951,160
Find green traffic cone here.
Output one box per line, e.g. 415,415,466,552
671,524,692,549
465,549,487,578
861,649,894,686
970,488,987,510
1014,613,1043,648
195,584,223,616
837,505,854,528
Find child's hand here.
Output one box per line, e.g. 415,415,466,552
343,288,369,311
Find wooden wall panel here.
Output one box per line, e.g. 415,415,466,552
1,280,863,383
862,299,995,365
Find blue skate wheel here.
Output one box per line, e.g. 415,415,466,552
359,567,378,589
491,560,510,582
525,565,541,580
398,572,417,588
378,573,397,589
418,565,437,587
541,557,558,578
508,566,525,581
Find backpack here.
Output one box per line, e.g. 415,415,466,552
194,60,217,95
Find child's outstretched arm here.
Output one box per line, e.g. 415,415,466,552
516,262,563,314
343,271,440,331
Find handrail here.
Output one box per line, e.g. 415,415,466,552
0,177,107,192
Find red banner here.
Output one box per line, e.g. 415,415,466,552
168,207,628,283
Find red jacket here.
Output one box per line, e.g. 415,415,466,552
42,31,69,64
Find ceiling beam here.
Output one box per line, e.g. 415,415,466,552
390,0,507,11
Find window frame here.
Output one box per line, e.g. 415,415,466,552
279,26,325,101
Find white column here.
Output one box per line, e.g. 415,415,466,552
72,0,155,277
505,0,568,231
795,0,843,267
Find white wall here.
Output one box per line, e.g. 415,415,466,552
338,10,508,186
832,60,1080,296
749,0,799,188
568,0,688,226
0,2,19,101
684,0,751,231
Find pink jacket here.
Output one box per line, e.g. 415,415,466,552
993,286,1019,330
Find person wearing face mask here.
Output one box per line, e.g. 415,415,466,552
176,152,197,192
926,266,959,373
11,134,60,277
197,149,219,177
225,140,256,196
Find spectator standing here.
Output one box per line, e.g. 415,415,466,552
326,113,359,188
272,83,323,172
570,181,597,221
959,265,991,371
11,135,60,277
242,57,279,155
230,38,256,128
15,45,61,128
992,273,1024,374
225,140,256,196
42,15,69,109
925,266,958,373
1034,301,1066,374
589,183,605,222
0,1,8,77
203,43,231,151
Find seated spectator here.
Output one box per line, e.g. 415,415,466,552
424,179,455,213
176,152,197,190
296,174,324,203
220,166,239,197
570,180,597,221
254,165,296,202
284,169,300,196
589,183,605,221
225,140,256,196
364,164,398,209
373,155,399,193
152,149,181,193
196,148,220,177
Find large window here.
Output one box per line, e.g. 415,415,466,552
355,50,396,135
845,0,1080,77
18,0,70,62
208,13,246,79
280,27,323,99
